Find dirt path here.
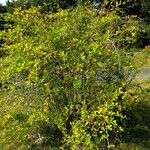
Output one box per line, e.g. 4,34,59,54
136,67,150,80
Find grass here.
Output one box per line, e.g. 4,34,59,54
122,78,150,149
131,46,150,68
122,46,150,149
121,143,150,150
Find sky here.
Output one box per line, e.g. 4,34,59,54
0,0,15,6
0,0,8,6
0,0,7,5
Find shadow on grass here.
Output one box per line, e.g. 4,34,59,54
123,85,150,149
27,121,63,150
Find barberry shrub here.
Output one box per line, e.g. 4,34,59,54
0,5,139,149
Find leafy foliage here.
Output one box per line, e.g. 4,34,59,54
0,5,140,149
